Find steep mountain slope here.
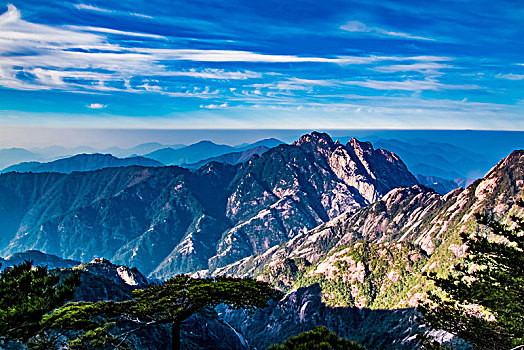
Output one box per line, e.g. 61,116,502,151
216,150,524,319
0,165,235,275
1,153,164,174
190,132,418,274
181,145,269,169
0,132,418,280
208,150,523,350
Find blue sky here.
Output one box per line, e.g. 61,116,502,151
0,0,523,131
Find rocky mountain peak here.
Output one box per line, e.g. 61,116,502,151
347,137,374,155
293,132,335,154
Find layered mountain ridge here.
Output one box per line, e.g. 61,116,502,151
0,153,164,174
0,132,417,280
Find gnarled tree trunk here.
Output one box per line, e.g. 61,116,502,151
171,321,181,350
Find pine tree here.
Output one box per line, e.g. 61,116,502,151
0,261,80,347
43,274,282,350
418,202,524,349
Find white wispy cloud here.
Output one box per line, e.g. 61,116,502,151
341,79,479,91
249,78,334,92
135,48,451,64
0,4,455,100
200,102,228,109
87,103,106,109
74,4,153,19
66,26,166,40
495,73,524,81
163,69,262,80
0,5,99,47
74,4,112,13
374,63,453,73
341,21,434,41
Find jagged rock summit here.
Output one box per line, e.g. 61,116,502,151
294,132,418,203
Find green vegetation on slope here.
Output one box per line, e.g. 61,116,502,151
419,205,524,350
0,261,80,347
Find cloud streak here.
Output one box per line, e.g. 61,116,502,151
0,5,454,95
74,4,153,19
495,73,524,81
66,26,166,40
341,21,434,41
342,79,478,91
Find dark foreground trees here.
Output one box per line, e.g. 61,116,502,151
419,205,524,349
43,274,281,350
0,261,80,347
268,326,365,350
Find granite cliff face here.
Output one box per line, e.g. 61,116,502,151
204,150,523,349
0,132,418,280
215,150,524,328
205,132,417,271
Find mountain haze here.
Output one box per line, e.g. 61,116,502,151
181,145,270,169
145,141,235,165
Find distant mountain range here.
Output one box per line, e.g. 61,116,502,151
0,135,499,189
414,174,459,194
145,138,283,165
145,141,236,165
1,153,164,174
0,138,284,171
364,138,493,183
182,145,270,169
0,148,44,170
28,143,185,160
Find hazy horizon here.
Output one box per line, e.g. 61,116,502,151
0,127,522,159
